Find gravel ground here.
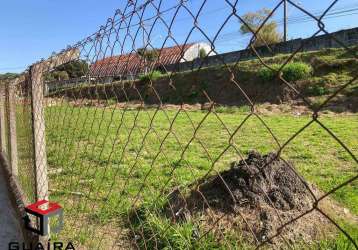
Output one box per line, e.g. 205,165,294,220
0,171,24,249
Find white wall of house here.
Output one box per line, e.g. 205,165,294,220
181,43,213,62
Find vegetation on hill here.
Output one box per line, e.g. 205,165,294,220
0,72,19,80
53,46,358,112
139,70,164,83
258,62,313,82
44,60,88,81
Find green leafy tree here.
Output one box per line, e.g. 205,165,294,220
137,48,159,62
137,47,159,74
44,60,88,81
56,60,89,78
53,71,70,81
0,73,19,80
199,48,207,59
240,8,283,47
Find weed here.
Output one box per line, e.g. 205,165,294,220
139,70,164,83
258,62,312,82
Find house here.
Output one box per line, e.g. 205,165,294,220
90,42,211,81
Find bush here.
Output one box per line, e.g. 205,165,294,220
306,85,329,96
258,64,280,81
258,62,312,82
282,62,313,81
139,70,164,82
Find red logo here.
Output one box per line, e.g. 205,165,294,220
24,200,63,236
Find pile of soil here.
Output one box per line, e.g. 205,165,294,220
165,151,332,247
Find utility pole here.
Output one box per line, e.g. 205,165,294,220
284,0,288,42
142,21,148,74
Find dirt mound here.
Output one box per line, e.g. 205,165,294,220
166,151,332,247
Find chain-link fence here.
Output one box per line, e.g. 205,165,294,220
1,0,358,249
0,76,37,204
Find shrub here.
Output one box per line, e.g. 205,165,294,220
139,70,164,82
306,85,329,96
258,62,312,82
258,64,280,81
282,62,313,81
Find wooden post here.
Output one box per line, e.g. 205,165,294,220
0,83,7,153
7,79,19,176
30,63,49,202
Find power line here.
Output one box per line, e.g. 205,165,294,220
277,7,358,25
4,2,358,70
200,5,358,46
156,3,358,47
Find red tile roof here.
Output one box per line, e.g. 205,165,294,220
90,44,194,77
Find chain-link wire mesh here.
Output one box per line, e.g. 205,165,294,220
0,76,37,203
14,76,37,204
3,0,358,249
0,82,10,156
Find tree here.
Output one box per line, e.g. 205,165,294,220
44,60,89,81
53,71,69,81
137,47,159,74
240,8,282,47
137,48,159,62
56,60,89,78
199,48,207,59
0,73,19,80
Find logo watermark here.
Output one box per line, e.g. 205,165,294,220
24,200,64,236
8,200,75,250
8,241,75,250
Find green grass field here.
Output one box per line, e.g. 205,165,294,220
44,103,357,249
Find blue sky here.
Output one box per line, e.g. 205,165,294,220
0,0,357,73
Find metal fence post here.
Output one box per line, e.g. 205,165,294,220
7,79,19,176
30,63,49,202
0,82,7,153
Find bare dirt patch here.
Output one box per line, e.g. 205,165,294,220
165,151,336,247
45,97,357,117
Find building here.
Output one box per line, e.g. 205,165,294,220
90,43,211,81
